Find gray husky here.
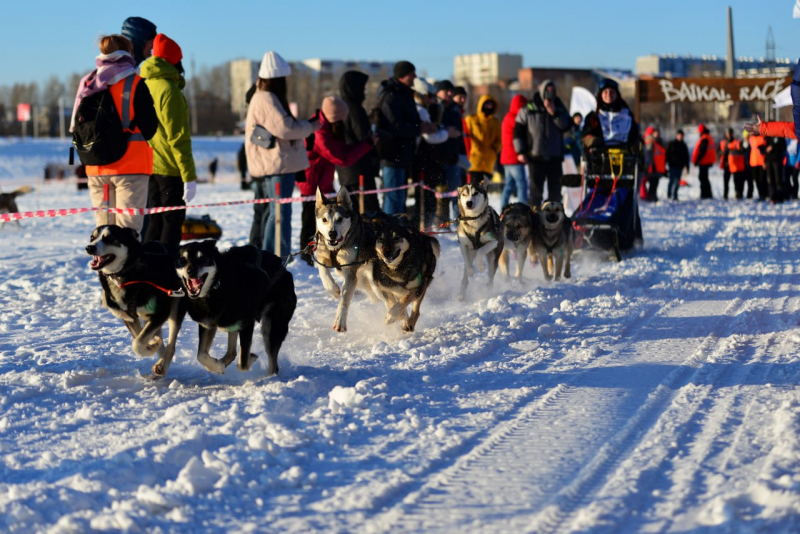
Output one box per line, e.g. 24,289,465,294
314,187,381,332
535,200,574,281
457,180,504,301
498,202,538,281
372,217,440,332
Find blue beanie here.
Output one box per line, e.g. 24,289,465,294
121,16,157,65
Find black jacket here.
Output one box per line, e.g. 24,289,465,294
375,78,421,168
133,81,158,141
665,139,690,172
513,92,570,161
765,136,787,165
336,71,379,187
436,101,463,165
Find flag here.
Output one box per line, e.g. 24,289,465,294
794,0,800,18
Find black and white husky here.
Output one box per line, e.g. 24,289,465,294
372,217,439,332
85,225,185,378
175,241,296,376
314,187,381,332
457,180,504,301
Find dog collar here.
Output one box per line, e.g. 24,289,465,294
118,280,185,298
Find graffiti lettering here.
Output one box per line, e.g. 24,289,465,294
658,78,785,103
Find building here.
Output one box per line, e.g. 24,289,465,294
454,53,523,87
635,54,793,78
230,58,395,120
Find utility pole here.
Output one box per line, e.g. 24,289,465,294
725,6,735,78
58,96,65,139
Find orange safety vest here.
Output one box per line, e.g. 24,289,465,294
727,140,746,173
693,133,717,166
719,139,727,169
652,141,666,173
748,135,766,167
85,74,153,177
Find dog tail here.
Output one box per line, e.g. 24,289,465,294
499,249,509,277
428,236,440,260
11,185,33,197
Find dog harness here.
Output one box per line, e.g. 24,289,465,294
460,212,498,250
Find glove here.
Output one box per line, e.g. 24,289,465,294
183,181,197,203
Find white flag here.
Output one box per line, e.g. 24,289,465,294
794,0,800,18
569,87,597,121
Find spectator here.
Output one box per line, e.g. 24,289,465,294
464,95,501,185
724,133,748,200
665,129,690,201
785,138,800,200
237,143,248,190
513,79,570,207
642,126,665,202
748,133,767,200
411,78,451,226
121,17,157,67
375,61,432,215
692,124,716,199
453,86,470,165
298,97,377,265
337,71,381,214
741,130,755,199
209,157,218,184
500,94,529,208
719,128,734,199
764,135,786,203
72,34,158,233
140,34,197,257
563,112,583,169
245,51,320,255
435,80,464,217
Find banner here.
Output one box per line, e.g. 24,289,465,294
637,77,791,104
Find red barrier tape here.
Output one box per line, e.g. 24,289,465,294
0,182,436,223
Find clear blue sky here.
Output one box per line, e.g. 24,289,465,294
2,0,798,87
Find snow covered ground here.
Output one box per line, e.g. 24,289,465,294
1,138,800,533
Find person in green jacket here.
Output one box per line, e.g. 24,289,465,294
140,33,197,256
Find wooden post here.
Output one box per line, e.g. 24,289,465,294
274,181,281,257
359,175,365,214
419,173,425,232
103,183,110,225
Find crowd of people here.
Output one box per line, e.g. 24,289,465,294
73,16,797,266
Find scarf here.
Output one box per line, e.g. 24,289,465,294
70,51,137,131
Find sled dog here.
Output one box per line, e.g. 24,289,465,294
456,179,504,300
535,200,574,281
176,241,296,376
498,202,538,281
372,217,439,332
0,185,33,228
85,225,185,377
314,187,380,332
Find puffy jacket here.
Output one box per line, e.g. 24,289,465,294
500,94,527,165
513,80,570,161
336,71,379,187
85,74,158,177
375,78,421,168
665,139,690,172
245,90,316,177
300,114,374,197
464,95,502,174
140,56,196,182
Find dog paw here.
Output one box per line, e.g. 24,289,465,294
197,353,225,375
401,320,415,333
152,359,169,377
238,353,258,372
333,321,347,333
475,261,486,273
132,340,159,358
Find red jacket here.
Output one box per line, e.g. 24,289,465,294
299,114,374,196
500,94,528,165
760,121,797,139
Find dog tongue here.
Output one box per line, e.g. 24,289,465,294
188,278,204,293
90,256,102,269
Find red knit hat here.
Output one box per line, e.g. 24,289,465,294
698,123,707,134
152,33,182,65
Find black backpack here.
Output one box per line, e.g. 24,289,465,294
71,77,133,166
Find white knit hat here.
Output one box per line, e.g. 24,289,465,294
258,51,291,79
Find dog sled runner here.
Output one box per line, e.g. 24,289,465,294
563,148,642,262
